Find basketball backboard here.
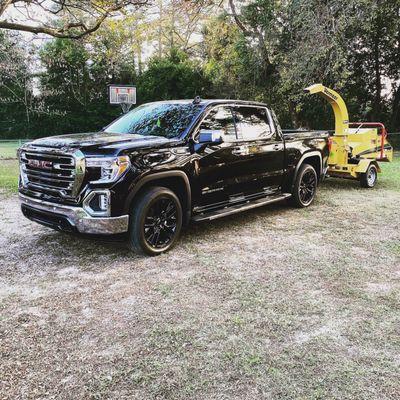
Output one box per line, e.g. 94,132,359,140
109,84,136,113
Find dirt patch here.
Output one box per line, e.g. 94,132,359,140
1,172,399,399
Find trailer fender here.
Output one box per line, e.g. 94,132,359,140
355,160,381,174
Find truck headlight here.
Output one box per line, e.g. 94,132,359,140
86,155,131,184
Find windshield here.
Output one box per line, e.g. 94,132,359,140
104,102,202,138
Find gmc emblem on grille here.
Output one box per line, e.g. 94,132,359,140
27,159,53,170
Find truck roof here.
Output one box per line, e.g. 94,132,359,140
145,99,270,108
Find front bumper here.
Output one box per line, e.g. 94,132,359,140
19,193,129,235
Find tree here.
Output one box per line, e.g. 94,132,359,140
37,37,122,136
0,30,35,138
138,48,211,102
344,0,400,129
0,0,150,39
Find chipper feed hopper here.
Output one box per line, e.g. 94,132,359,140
304,84,393,187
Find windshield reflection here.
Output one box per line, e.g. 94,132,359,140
105,103,202,139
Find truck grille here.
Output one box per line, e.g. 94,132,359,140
20,149,85,199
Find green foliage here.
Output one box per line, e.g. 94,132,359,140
1,0,400,139
0,31,34,138
36,38,120,137
138,49,211,102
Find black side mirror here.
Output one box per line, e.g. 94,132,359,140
198,129,223,145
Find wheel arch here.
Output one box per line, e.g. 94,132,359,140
291,151,323,189
123,171,192,224
296,151,322,177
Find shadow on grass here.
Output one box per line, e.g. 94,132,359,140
25,200,291,262
17,157,399,262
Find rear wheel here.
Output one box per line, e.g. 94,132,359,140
128,186,182,256
360,163,378,188
290,163,318,208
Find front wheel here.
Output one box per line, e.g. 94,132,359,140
290,163,318,208
360,163,378,188
128,186,182,256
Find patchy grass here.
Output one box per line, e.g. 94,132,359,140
0,154,399,399
380,154,400,191
0,160,19,193
0,140,22,159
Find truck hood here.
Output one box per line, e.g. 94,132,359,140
28,132,177,152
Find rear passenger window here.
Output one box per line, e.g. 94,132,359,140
233,107,272,140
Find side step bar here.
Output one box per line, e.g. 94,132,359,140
192,193,292,222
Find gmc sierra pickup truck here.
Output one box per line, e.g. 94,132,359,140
18,99,329,255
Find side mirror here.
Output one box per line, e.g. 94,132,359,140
198,129,223,145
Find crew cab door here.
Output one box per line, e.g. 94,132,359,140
193,105,238,207
227,105,285,197
193,104,285,209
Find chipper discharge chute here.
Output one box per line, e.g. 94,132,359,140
304,84,393,187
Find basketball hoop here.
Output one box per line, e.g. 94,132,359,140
121,102,132,114
109,84,136,114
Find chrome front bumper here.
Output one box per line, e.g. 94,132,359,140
19,193,129,234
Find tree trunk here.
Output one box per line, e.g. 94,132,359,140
158,0,163,57
373,36,382,119
391,85,400,131
372,3,382,120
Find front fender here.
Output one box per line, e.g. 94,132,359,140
122,170,192,219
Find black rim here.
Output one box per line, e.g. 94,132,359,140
143,197,178,249
299,169,317,204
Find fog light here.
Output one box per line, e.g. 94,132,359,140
83,190,111,217
99,193,109,211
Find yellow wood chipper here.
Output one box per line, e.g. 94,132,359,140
304,84,393,187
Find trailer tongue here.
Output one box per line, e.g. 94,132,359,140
304,84,393,187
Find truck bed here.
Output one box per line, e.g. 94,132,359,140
282,129,330,140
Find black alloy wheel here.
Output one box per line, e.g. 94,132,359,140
299,168,317,205
291,163,318,208
128,186,182,256
143,197,178,249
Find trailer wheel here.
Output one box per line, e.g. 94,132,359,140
290,163,318,208
360,164,377,188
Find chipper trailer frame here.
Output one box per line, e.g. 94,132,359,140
304,84,393,188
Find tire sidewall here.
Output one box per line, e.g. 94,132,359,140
366,164,377,188
130,187,182,256
294,164,318,208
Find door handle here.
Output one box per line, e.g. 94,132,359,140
273,144,281,150
232,145,249,156
232,149,244,155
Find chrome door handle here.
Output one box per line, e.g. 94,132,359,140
232,149,244,155
232,145,248,156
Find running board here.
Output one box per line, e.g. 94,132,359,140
192,193,292,222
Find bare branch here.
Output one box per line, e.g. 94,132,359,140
0,0,151,39
228,0,249,35
0,0,16,18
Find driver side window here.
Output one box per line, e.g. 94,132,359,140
199,106,236,141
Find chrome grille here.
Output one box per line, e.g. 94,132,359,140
20,149,85,199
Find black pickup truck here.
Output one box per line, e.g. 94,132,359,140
18,99,329,255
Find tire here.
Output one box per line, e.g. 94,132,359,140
360,163,378,188
128,186,182,256
290,163,318,208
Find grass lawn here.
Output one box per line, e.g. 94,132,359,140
0,140,24,159
380,154,400,190
0,159,19,193
0,154,399,399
